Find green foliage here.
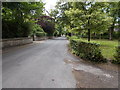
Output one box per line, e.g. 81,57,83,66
44,21,55,36
36,16,55,36
69,36,78,39
31,24,46,37
2,2,44,21
2,20,33,38
112,46,120,64
70,39,107,63
54,24,63,36
80,38,118,60
36,32,46,37
32,24,44,32
53,30,60,37
21,21,33,37
66,36,70,39
50,2,72,36
65,2,113,38
54,2,119,40
2,2,44,38
49,9,59,19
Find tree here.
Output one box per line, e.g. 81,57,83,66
65,2,113,41
106,2,119,40
2,2,44,38
50,2,72,36
36,16,55,36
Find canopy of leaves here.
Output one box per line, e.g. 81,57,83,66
52,1,119,40
65,2,113,35
2,2,44,38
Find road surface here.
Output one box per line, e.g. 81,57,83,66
2,37,118,88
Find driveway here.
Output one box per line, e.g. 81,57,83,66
2,36,119,88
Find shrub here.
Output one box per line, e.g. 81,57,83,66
70,39,107,62
69,36,79,39
31,24,47,37
37,16,55,36
36,32,46,37
112,46,120,64
53,30,60,37
66,35,78,40
21,22,33,37
32,24,44,32
66,36,70,39
2,20,33,38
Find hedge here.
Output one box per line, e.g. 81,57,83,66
2,20,33,38
70,39,107,62
112,46,120,64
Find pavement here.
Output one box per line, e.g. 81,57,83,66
2,36,119,88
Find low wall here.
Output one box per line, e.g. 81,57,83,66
35,36,47,41
2,37,33,49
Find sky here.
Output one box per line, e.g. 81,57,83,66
42,0,58,12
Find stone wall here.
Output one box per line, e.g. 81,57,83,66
2,37,33,49
35,36,48,41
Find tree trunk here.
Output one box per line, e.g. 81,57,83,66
109,26,114,40
88,28,90,41
33,34,35,41
109,18,115,40
88,17,91,42
109,28,112,40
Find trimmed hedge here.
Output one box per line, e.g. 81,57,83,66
112,46,120,64
70,39,107,62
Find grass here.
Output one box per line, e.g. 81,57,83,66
75,38,118,60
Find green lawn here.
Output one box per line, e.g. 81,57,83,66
77,38,118,60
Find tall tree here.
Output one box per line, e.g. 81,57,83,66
2,2,44,38
65,2,113,41
107,2,119,40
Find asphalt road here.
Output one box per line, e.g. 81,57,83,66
2,36,118,88
3,37,76,88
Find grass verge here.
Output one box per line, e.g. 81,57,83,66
75,38,118,60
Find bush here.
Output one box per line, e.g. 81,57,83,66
2,20,33,38
70,39,107,62
69,36,79,39
36,32,46,37
112,46,120,64
21,22,33,37
37,16,55,36
66,35,78,40
53,30,60,37
32,24,44,32
66,36,70,39
31,24,47,37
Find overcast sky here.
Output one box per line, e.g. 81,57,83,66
42,0,58,12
